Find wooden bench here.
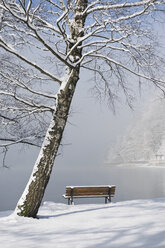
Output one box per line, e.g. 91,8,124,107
63,185,116,205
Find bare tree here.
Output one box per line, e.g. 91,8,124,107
0,0,165,217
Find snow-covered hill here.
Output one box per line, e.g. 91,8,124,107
0,199,165,248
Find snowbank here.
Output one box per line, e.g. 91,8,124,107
0,199,165,248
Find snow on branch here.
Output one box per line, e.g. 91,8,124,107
1,0,27,22
110,4,152,23
1,0,74,69
88,53,165,87
0,90,54,111
0,0,165,114
0,71,56,100
26,22,74,69
46,0,63,10
86,0,161,14
0,38,62,84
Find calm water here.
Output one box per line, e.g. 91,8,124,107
0,164,165,211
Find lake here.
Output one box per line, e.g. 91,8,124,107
0,164,165,211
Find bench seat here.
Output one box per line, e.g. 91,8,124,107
63,185,116,205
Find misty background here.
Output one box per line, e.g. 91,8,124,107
0,22,165,212
1,70,165,212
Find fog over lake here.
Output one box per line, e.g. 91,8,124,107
0,73,165,212
1,158,165,211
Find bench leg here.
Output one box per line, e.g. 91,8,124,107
68,198,74,205
71,197,74,205
105,196,112,204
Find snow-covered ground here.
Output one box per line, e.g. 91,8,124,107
0,199,165,248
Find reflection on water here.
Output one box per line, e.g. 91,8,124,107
0,164,165,211
47,164,165,205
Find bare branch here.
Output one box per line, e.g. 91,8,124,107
86,0,160,14
0,71,56,99
0,39,62,84
0,90,54,111
88,53,165,86
0,137,41,147
45,0,63,10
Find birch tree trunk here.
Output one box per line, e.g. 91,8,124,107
15,68,79,217
15,0,88,218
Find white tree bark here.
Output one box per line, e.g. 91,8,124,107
13,0,88,217
15,68,80,217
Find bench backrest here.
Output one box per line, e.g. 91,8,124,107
65,186,116,197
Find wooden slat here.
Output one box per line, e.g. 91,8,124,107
110,186,115,196
65,186,115,197
65,188,109,195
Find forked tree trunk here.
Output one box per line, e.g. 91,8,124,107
15,69,80,217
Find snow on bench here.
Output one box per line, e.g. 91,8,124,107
63,185,116,205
